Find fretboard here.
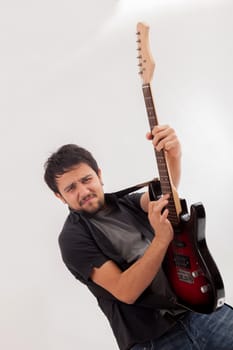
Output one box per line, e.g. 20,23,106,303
142,83,179,226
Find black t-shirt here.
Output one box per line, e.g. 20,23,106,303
58,192,186,350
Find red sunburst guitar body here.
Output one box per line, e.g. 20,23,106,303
137,23,225,313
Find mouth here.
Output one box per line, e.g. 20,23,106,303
80,194,97,206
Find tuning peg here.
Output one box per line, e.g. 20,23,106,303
137,47,141,51
136,31,140,35
138,70,143,75
136,39,141,43
137,55,142,59
138,63,142,67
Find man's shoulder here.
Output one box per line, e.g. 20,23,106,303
119,192,144,212
106,190,143,207
58,211,89,246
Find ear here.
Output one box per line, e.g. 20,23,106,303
98,168,104,186
55,192,67,204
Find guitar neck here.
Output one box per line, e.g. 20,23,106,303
142,83,181,226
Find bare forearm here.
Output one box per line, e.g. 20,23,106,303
166,152,181,189
115,237,169,304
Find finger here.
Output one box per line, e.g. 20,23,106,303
153,193,170,213
160,208,169,221
146,131,153,140
152,129,175,150
150,193,169,204
148,125,170,143
152,125,170,133
147,125,174,146
151,125,171,138
149,197,169,215
163,140,177,152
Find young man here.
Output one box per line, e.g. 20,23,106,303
44,125,233,350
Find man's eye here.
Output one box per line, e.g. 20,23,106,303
67,184,75,192
83,177,92,184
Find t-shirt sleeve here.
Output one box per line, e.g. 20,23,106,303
58,224,109,283
125,192,144,209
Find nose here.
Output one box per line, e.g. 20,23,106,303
78,183,90,199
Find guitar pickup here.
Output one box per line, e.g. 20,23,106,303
173,240,186,248
173,254,191,269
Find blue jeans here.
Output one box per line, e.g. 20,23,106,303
131,304,233,349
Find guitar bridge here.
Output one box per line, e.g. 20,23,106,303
177,269,194,284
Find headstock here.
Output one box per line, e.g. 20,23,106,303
136,22,155,84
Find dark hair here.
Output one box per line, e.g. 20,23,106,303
44,144,99,193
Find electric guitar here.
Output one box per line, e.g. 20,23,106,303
136,22,225,313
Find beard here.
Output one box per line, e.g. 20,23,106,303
79,194,105,216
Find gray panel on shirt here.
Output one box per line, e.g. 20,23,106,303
89,204,151,263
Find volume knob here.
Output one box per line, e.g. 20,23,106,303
200,284,210,293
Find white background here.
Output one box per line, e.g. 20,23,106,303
1,0,233,349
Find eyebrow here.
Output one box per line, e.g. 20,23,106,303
63,174,93,192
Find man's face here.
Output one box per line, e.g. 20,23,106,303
55,163,105,214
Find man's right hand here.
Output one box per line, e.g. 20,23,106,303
148,193,174,246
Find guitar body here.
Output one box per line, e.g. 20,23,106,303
163,200,225,313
